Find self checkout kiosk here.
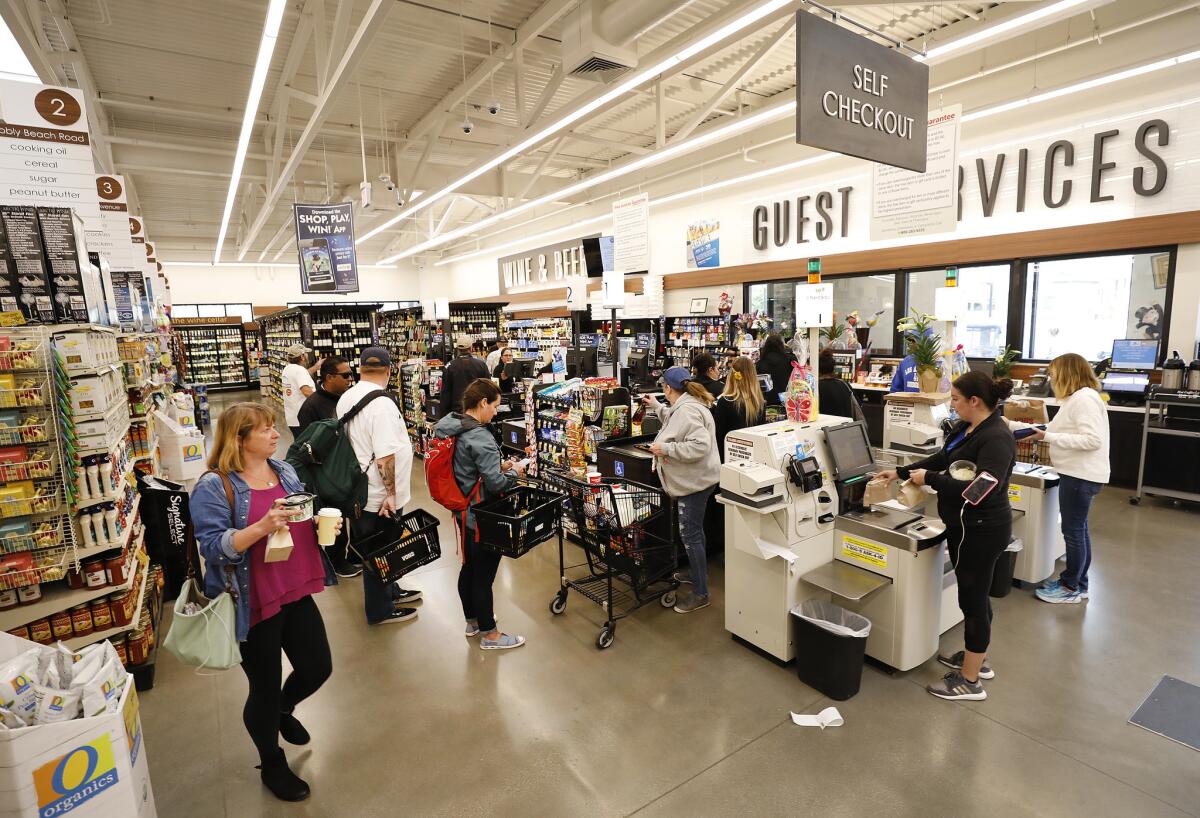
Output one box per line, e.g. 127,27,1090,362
718,417,947,670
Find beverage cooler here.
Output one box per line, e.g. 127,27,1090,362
174,320,252,391
258,305,380,408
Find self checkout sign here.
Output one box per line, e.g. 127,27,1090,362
795,282,834,328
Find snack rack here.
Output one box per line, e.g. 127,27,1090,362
532,382,631,479
398,361,444,459
377,306,427,359
503,316,573,360
662,316,737,372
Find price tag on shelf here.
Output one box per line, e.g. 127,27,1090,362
794,283,833,328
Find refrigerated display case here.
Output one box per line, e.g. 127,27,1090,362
174,321,251,390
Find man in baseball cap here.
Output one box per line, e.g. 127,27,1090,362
359,346,392,368
282,345,320,438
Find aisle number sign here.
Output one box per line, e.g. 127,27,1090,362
841,534,888,570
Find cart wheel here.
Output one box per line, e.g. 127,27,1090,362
549,591,568,615
1129,497,1141,506
596,625,615,649
661,591,677,608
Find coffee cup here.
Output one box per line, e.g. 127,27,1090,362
316,507,341,546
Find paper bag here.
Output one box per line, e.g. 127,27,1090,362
265,527,294,562
862,476,893,507
894,479,927,509
1004,398,1048,424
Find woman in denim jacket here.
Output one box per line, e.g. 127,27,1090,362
192,402,338,803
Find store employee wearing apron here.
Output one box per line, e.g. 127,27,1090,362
876,371,1017,701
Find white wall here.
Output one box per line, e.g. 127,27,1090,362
164,262,422,308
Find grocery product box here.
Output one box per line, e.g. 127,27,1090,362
0,632,157,817
53,331,119,372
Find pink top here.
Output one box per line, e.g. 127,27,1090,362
247,484,325,627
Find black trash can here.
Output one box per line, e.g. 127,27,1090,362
989,538,1023,598
791,600,871,701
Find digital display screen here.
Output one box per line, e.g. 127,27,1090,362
1103,372,1149,393
1111,339,1158,371
635,333,653,350
823,422,874,480
578,333,598,348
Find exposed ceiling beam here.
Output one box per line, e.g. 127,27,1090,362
238,0,392,259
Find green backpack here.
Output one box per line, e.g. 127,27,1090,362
286,390,396,518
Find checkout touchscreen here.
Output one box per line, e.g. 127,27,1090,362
823,422,874,481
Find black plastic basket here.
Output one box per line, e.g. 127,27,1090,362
352,508,442,583
474,485,563,558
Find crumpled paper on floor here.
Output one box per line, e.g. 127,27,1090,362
790,706,844,729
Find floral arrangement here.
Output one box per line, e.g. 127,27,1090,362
736,310,772,338
993,344,1021,378
819,311,848,345
718,291,733,318
896,309,943,372
865,308,886,328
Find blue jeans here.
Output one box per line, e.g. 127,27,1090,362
677,485,716,598
1059,475,1103,591
352,510,400,623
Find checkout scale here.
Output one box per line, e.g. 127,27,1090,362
720,404,1065,671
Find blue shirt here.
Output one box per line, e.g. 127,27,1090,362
192,459,335,641
889,355,920,392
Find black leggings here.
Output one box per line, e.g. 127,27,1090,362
239,595,332,763
457,526,502,632
947,522,1011,654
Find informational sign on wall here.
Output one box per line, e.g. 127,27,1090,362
0,80,101,222
293,202,359,294
497,235,592,295
612,193,649,273
686,219,720,268
795,11,929,173
870,105,961,241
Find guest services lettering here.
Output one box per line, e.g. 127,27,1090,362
821,65,917,141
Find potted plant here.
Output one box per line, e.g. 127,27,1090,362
993,344,1021,378
819,312,848,349
897,310,943,393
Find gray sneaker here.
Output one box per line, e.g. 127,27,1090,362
480,632,525,650
927,670,987,701
938,650,995,680
465,620,480,638
673,593,710,614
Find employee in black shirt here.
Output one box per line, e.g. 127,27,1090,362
296,356,353,432
440,345,490,418
816,348,861,419
294,355,359,578
493,347,516,392
876,371,1017,703
756,333,797,407
691,352,725,399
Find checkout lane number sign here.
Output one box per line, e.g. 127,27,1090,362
841,534,888,570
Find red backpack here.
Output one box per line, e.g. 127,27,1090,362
424,433,480,512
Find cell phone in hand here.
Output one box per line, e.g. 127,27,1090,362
962,471,1000,505
1013,425,1046,441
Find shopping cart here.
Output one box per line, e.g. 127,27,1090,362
473,483,564,558
1015,438,1053,467
550,476,678,649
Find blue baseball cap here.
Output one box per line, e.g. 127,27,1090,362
662,366,692,391
360,346,392,367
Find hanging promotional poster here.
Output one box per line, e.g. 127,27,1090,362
686,219,720,268
293,202,359,294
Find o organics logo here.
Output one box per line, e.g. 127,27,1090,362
182,443,203,462
33,734,119,817
48,695,66,714
12,673,31,694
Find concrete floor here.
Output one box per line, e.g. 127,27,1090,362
141,390,1200,817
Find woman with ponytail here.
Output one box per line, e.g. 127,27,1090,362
876,371,1017,702
713,356,766,460
639,366,721,613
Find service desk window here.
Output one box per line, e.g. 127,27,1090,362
1023,251,1168,361
833,274,895,354
747,282,796,335
907,265,1010,358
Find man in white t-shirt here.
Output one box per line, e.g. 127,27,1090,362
282,345,318,438
337,346,422,625
485,336,508,373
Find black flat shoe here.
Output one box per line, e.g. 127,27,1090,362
257,748,310,802
279,711,310,745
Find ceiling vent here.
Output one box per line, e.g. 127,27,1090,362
561,1,637,81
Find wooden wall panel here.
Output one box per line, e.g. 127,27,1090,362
663,210,1200,289
510,307,571,319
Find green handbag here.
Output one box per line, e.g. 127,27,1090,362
162,472,242,671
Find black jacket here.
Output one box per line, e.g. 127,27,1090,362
899,410,1016,528
818,377,860,420
712,395,766,461
493,363,515,393
756,350,797,407
439,354,490,418
296,386,341,433
694,375,725,400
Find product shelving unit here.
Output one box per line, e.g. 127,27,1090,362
174,320,251,390
448,302,504,348
662,316,736,372
504,316,573,360
1131,390,1200,505
377,306,427,360
399,361,444,458
259,305,379,407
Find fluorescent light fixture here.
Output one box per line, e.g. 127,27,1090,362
358,0,795,245
213,0,288,264
166,261,398,269
425,47,1199,269
919,0,1109,63
381,99,796,263
435,214,612,266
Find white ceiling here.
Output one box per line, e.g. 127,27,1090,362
5,0,1194,269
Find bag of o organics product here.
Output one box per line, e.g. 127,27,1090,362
0,648,40,724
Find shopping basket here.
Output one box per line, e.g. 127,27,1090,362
474,484,563,558
351,508,442,583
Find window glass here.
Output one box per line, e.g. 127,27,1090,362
227,303,253,323
745,282,796,336
1023,252,1165,361
908,264,1010,358
832,274,895,354
197,303,225,318
172,304,198,318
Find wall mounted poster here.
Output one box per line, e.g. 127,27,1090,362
870,105,962,241
293,202,359,293
686,219,720,268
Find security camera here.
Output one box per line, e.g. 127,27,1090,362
379,173,394,191
486,101,500,116
461,117,474,135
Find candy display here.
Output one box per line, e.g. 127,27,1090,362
784,362,818,422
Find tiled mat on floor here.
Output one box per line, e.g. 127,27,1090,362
1128,675,1200,752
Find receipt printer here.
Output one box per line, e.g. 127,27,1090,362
719,461,786,509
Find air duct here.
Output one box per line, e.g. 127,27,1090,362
561,0,694,80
